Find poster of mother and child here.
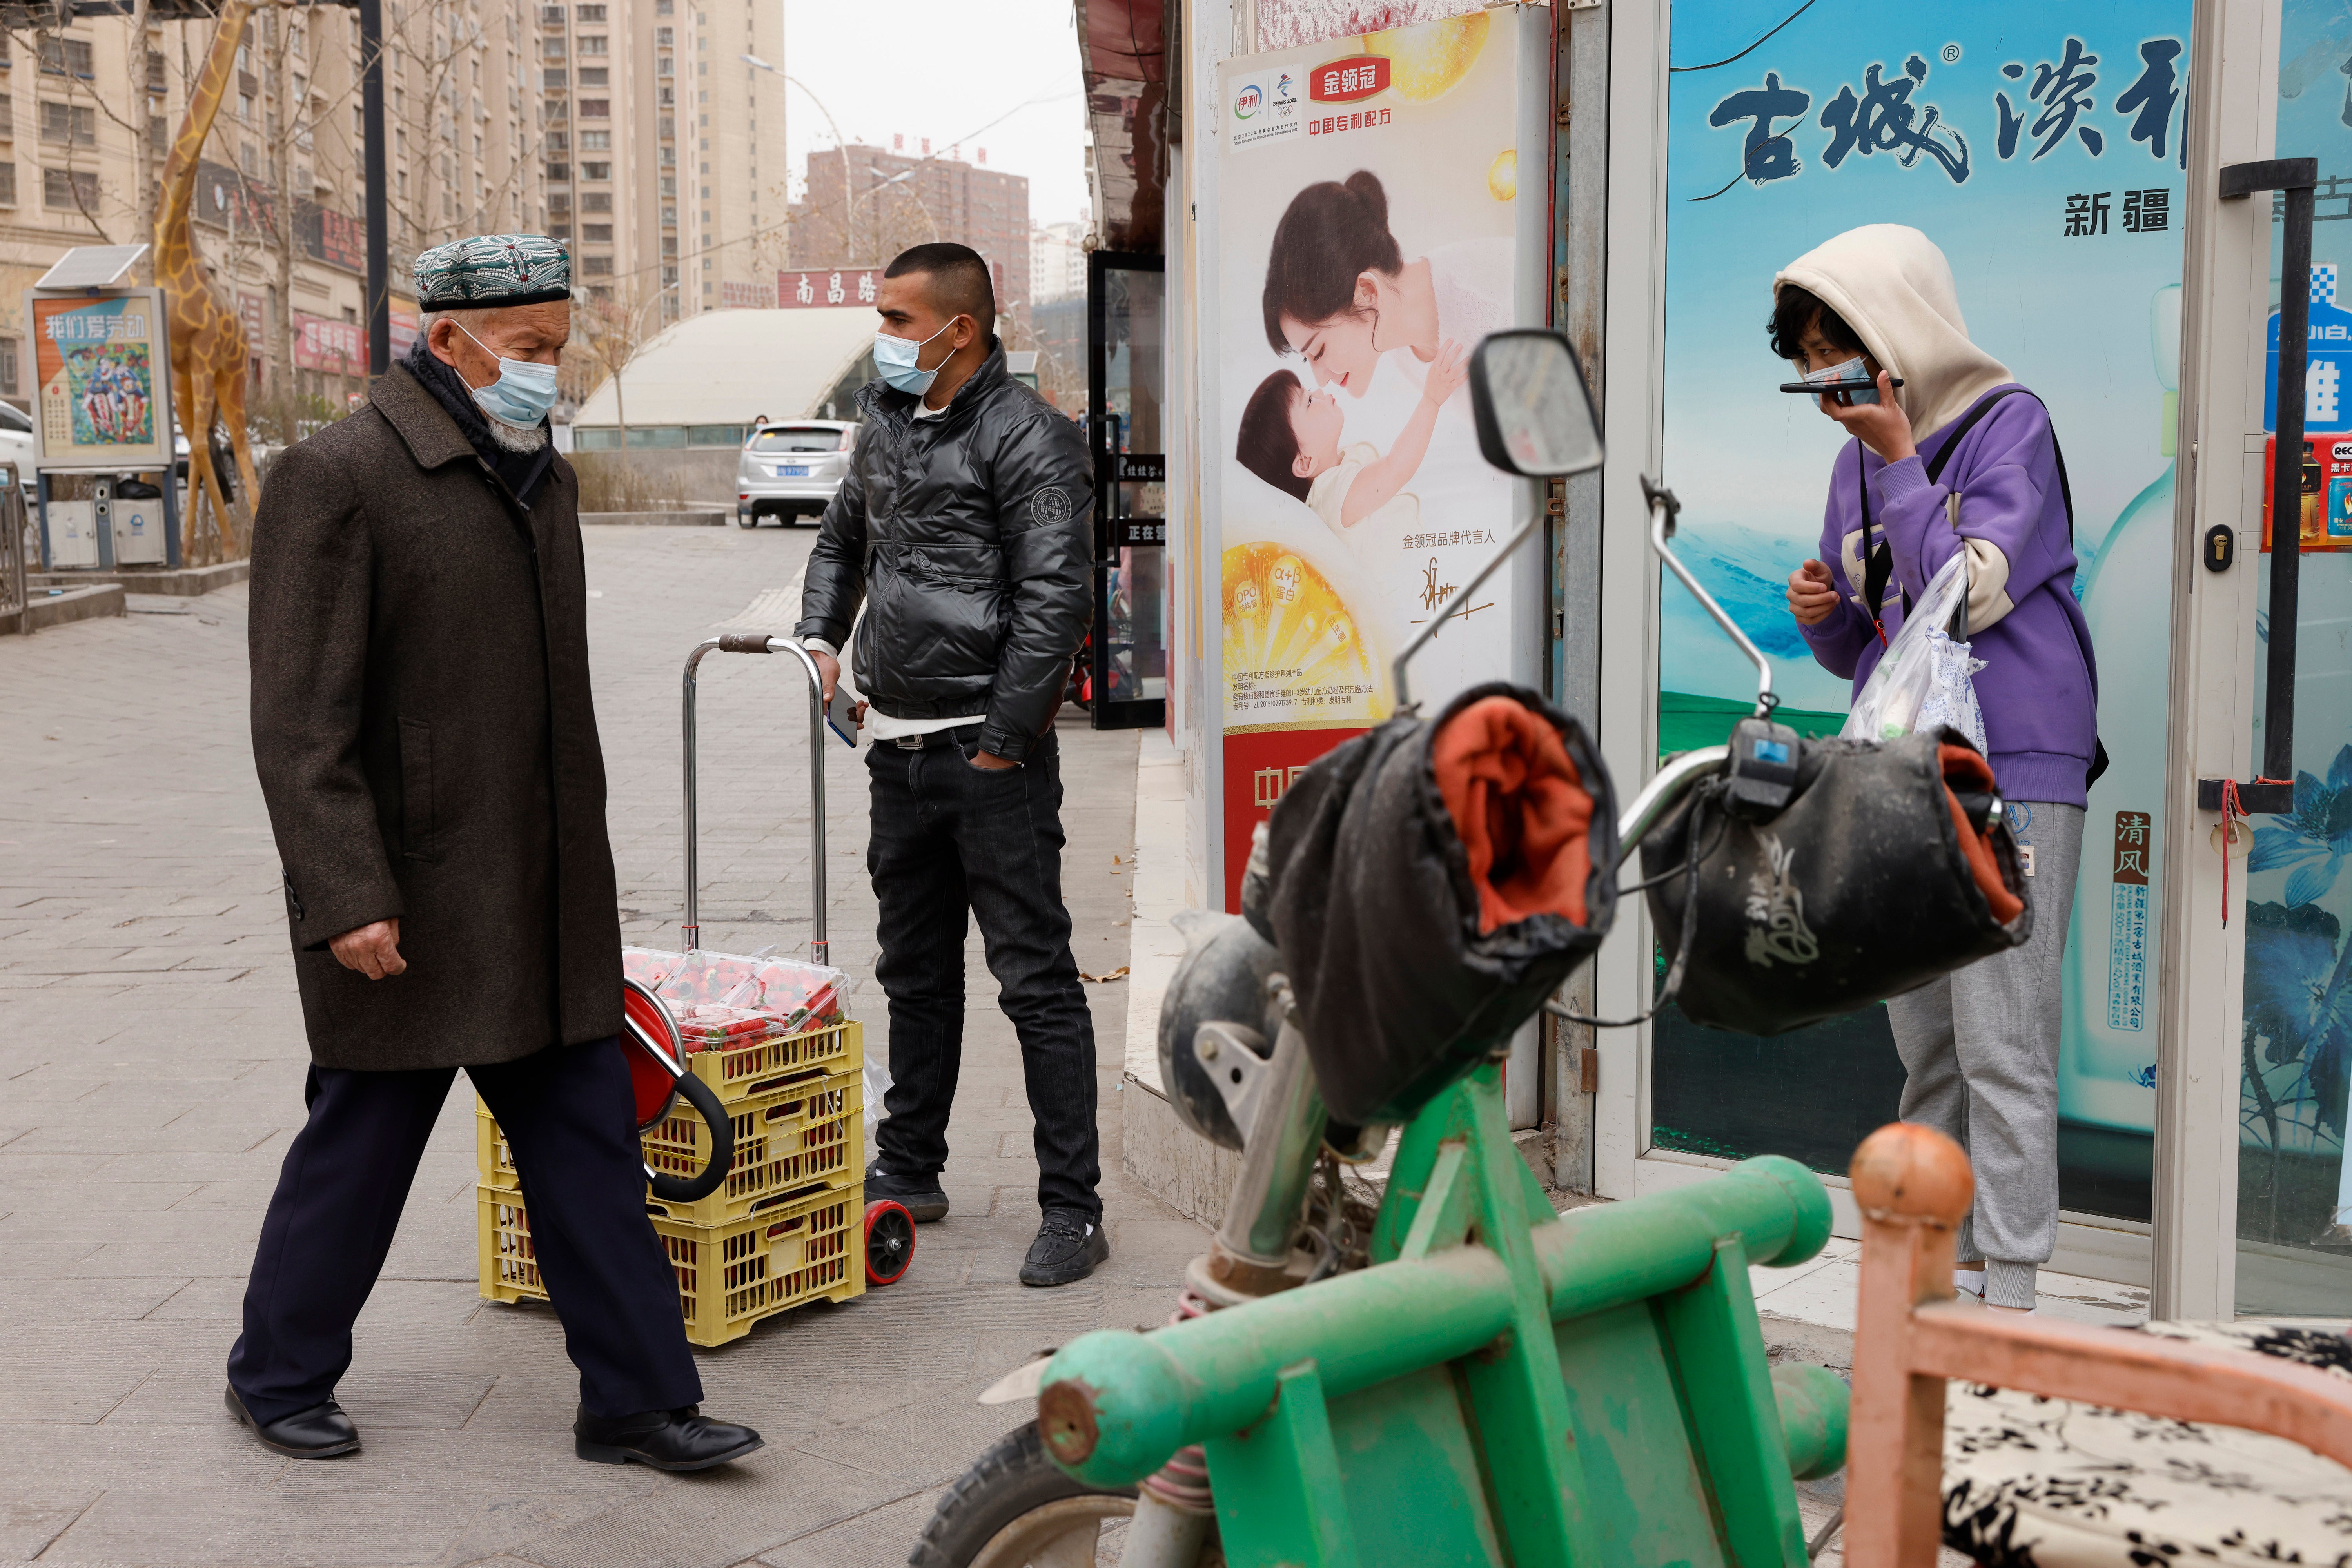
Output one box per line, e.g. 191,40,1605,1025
1214,8,1549,768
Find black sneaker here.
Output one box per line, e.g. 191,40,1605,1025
865,1160,949,1223
1020,1208,1109,1286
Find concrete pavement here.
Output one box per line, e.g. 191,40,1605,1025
0,523,1198,1567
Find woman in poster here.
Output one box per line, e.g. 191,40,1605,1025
1259,169,1510,407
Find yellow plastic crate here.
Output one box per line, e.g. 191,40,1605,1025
684,1019,860,1101
475,1021,866,1193
641,1066,860,1223
477,1181,864,1347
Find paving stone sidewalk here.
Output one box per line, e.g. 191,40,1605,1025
0,524,1193,1567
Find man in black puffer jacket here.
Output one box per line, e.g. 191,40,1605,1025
795,243,1108,1285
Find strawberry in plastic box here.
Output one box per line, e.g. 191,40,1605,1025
622,946,850,1050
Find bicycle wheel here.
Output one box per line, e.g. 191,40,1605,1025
911,1420,1142,1568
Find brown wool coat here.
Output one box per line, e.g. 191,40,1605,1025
248,364,622,1070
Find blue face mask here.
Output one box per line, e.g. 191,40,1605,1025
456,321,562,426
873,316,964,396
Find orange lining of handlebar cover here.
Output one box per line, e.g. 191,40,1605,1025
1432,696,1594,935
1938,745,2025,927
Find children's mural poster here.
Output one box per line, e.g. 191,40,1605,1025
1654,2,2192,1201
28,289,174,470
1212,7,1545,906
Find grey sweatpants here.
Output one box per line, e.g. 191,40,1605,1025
1883,801,2083,1310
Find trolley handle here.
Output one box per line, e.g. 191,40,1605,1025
681,634,831,964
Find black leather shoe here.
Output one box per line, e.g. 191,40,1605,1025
224,1384,361,1459
575,1404,764,1471
865,1159,949,1223
1020,1208,1110,1286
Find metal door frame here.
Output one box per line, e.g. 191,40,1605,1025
1088,248,1168,731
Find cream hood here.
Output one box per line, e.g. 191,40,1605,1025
1774,225,2012,440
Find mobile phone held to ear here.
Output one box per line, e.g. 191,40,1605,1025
826,683,860,748
1781,360,1903,406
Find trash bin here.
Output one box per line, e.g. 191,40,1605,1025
45,499,96,568
113,480,167,565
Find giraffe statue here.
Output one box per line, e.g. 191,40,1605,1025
154,0,264,564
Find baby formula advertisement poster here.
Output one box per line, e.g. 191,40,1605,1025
1656,2,2190,1172
28,290,176,471
1213,6,1548,906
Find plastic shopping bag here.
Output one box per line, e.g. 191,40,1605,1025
862,1053,893,1158
1841,550,1987,753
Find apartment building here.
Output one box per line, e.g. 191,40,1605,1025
536,0,781,325
1030,218,1085,304
0,2,543,413
788,140,1031,330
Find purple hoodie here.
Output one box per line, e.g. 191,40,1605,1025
1798,385,2098,807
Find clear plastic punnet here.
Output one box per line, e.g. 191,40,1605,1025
622,946,853,1049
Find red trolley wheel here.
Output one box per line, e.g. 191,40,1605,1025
864,1199,916,1285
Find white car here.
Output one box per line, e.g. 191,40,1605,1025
0,400,34,469
736,420,858,528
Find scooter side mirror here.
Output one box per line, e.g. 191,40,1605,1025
1468,329,1603,479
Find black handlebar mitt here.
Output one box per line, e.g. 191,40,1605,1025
1262,682,1618,1126
1639,730,2031,1036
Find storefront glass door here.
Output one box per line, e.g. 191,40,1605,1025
2234,0,2352,1316
1089,251,1168,730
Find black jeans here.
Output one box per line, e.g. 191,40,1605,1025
866,727,1101,1217
227,1037,702,1425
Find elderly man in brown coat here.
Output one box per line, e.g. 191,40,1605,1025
227,234,759,1472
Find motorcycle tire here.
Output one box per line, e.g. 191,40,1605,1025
910,1420,1145,1568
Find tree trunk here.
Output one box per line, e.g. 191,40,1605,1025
130,0,154,285
270,13,296,402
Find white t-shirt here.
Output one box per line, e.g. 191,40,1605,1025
1391,238,1515,401
1305,441,1419,548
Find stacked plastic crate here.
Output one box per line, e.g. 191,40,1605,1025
476,947,868,1346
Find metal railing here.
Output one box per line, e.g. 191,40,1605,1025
0,463,27,635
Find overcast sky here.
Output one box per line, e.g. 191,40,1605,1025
779,0,1093,230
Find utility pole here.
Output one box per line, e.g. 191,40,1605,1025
359,0,387,375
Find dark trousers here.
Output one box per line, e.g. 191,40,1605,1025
227,1036,702,1426
866,727,1101,1217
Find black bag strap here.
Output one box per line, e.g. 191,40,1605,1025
1859,388,2072,638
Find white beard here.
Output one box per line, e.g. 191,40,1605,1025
483,413,550,453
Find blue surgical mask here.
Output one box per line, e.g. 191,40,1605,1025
873,316,964,396
1804,354,1882,405
456,321,562,426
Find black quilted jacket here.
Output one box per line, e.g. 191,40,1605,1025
795,342,1093,763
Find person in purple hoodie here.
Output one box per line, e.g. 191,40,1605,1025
1777,225,2099,1316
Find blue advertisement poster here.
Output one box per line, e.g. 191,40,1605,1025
1652,2,2189,1208
2236,0,2352,1311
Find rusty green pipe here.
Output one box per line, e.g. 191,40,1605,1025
1771,1363,1850,1480
1040,1156,1830,1488
1039,1244,1515,1487
1535,1154,1831,1321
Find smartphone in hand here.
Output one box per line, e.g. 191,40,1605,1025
826,683,860,748
1779,359,1903,406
